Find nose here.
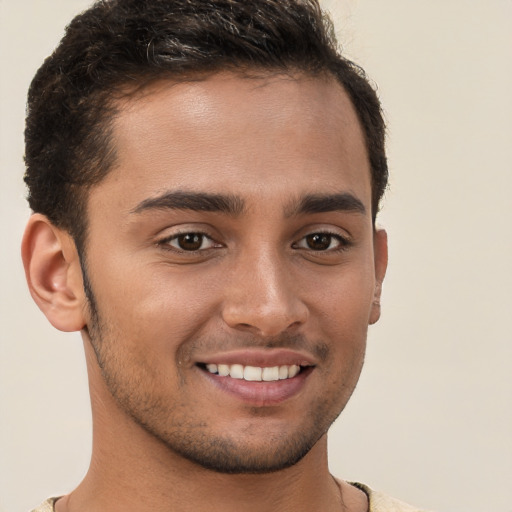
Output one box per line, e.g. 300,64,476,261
221,249,309,337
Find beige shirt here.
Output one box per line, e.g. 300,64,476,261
30,483,431,511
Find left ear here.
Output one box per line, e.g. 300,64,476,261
369,228,388,325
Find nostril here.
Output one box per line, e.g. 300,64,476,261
221,293,309,337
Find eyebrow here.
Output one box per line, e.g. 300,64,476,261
286,192,367,217
131,190,245,216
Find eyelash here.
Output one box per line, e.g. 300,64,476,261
292,231,351,253
157,231,221,253
157,230,351,254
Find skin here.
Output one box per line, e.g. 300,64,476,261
23,72,387,512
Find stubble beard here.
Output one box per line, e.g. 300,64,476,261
82,266,364,475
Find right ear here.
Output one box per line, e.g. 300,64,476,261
21,214,87,332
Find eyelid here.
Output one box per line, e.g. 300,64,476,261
169,233,217,251
294,225,351,240
291,224,354,259
154,224,351,254
156,226,223,253
294,230,350,246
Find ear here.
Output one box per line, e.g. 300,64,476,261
21,214,87,332
369,228,388,325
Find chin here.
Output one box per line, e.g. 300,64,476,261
163,430,319,474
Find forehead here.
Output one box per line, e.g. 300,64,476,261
97,72,371,212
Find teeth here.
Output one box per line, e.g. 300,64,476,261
262,366,279,381
244,366,262,381
288,364,300,378
230,364,244,379
279,365,289,380
204,363,303,381
218,364,230,377
206,363,218,374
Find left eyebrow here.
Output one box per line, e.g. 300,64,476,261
130,190,245,216
285,192,367,217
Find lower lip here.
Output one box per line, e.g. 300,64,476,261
198,366,313,406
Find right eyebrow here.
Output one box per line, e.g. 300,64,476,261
130,190,246,216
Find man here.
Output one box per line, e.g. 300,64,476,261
21,0,426,511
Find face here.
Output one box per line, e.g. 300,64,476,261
81,72,386,473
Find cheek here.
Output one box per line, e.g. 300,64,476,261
90,260,222,353
304,264,374,390
307,263,376,328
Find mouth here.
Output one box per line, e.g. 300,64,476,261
195,355,315,406
197,362,309,382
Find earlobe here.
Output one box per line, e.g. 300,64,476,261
369,228,388,325
21,214,86,332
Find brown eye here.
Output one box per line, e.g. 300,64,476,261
176,233,203,250
293,232,344,252
166,233,216,251
305,233,336,251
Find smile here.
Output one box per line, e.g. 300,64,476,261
195,354,315,405
202,363,303,381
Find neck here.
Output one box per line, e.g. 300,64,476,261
57,340,366,512
64,436,343,512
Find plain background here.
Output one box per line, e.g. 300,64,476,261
1,1,511,511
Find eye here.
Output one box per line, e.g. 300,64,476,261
294,232,346,251
163,232,218,252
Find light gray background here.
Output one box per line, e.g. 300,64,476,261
1,1,511,511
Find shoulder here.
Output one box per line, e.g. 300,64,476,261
350,482,433,512
30,497,60,512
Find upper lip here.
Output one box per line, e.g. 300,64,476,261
195,349,316,368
